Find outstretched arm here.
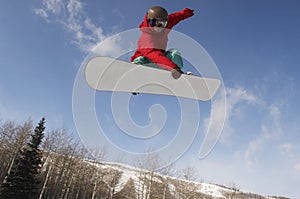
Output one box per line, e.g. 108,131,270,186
167,8,194,28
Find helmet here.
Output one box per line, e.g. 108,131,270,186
147,6,168,20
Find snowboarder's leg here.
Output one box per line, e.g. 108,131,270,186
165,49,184,69
132,56,159,68
132,50,184,71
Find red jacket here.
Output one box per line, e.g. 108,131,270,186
130,8,194,70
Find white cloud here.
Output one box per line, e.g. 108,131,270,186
34,9,49,22
202,85,285,169
202,81,286,170
45,0,65,14
279,143,294,158
279,143,300,172
244,103,283,169
269,104,282,136
294,163,300,171
199,86,261,158
206,87,261,144
33,0,65,21
66,0,82,16
244,131,268,169
34,0,122,54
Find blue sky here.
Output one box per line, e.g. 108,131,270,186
1,0,300,198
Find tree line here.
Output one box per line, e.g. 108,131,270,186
0,118,288,199
0,118,204,199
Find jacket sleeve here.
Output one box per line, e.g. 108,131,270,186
143,49,178,70
167,8,194,28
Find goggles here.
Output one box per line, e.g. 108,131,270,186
148,18,168,28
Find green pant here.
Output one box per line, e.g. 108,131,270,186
132,49,183,69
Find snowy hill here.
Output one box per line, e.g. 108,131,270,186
87,160,289,199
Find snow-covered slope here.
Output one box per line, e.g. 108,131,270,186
87,160,288,199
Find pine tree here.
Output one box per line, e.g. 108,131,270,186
0,118,45,199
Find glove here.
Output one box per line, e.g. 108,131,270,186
171,67,184,79
183,8,194,18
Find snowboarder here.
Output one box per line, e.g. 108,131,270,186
130,6,194,79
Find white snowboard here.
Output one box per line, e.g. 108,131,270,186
85,56,220,101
